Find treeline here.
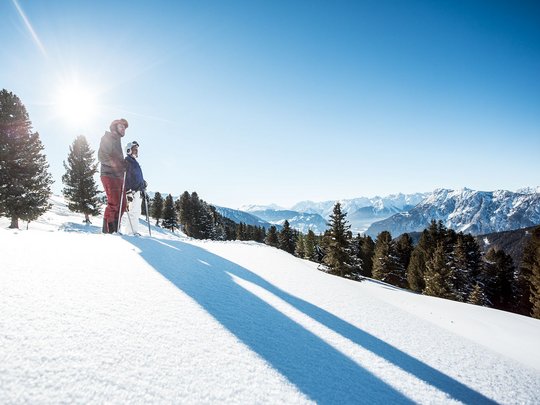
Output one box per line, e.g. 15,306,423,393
147,190,267,242
148,193,540,319
311,203,540,319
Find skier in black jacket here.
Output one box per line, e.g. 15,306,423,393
122,141,147,235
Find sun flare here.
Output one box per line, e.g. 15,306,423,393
54,81,97,127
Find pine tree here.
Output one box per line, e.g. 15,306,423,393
208,204,228,241
358,234,375,278
190,192,214,239
423,242,456,299
0,89,53,229
482,247,516,311
394,233,413,287
450,233,480,302
295,233,306,258
278,220,296,254
265,225,279,247
517,226,540,316
150,192,164,226
407,248,426,293
304,229,317,261
61,135,101,223
372,231,405,286
467,283,487,306
161,194,179,232
141,193,149,216
395,233,413,271
236,222,247,240
177,191,192,234
407,222,449,293
529,227,540,318
322,203,356,278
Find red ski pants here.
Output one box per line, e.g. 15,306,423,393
101,175,127,224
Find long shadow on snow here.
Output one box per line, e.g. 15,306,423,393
127,236,495,404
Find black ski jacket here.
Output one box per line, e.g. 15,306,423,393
125,154,145,192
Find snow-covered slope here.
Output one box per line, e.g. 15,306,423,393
366,188,540,237
1,196,540,404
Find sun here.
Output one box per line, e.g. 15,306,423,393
54,81,98,127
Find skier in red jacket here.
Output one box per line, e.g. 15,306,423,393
98,118,128,233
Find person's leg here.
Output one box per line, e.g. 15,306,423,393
130,191,142,234
101,176,126,233
123,191,142,235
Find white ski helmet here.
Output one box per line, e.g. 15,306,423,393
126,140,139,154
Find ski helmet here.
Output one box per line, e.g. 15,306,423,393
110,118,129,132
126,140,140,154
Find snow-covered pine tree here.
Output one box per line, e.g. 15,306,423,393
161,194,179,232
0,89,53,229
150,191,164,226
265,225,279,247
278,220,296,254
61,135,101,223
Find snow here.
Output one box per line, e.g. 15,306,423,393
1,196,540,404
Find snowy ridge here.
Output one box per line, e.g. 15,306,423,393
367,188,540,237
1,196,540,403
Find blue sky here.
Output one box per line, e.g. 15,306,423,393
1,0,539,208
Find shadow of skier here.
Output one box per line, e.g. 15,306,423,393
126,236,495,404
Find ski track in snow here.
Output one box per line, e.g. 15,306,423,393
1,196,540,404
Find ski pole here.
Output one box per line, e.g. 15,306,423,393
143,190,152,236
117,171,127,233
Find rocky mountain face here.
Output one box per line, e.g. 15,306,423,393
476,225,538,268
366,188,540,238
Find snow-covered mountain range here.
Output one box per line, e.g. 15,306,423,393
1,196,540,403
247,209,328,234
239,193,427,234
366,188,540,237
